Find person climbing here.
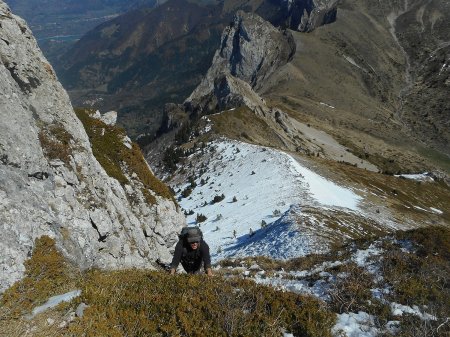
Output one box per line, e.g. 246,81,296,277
170,226,213,276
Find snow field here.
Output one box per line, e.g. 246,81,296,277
175,139,362,261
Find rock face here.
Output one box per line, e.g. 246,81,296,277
261,0,338,32
0,2,184,292
296,0,338,32
185,11,295,115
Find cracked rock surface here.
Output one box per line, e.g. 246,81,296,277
0,1,184,292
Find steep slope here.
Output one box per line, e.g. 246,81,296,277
392,0,450,156
0,2,184,292
185,10,296,115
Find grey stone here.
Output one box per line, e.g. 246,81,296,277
75,303,88,318
98,110,118,126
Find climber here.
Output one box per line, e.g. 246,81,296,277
170,226,213,276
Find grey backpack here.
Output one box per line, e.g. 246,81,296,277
179,226,203,243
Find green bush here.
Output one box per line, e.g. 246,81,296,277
196,213,207,223
211,194,225,204
181,186,193,198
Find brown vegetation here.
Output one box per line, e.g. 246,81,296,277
75,108,174,204
38,123,73,165
69,270,335,337
1,236,78,318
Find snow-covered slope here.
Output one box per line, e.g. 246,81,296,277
174,139,395,262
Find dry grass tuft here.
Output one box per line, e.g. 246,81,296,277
38,124,73,165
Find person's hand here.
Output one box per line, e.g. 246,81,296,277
170,268,176,275
206,268,213,277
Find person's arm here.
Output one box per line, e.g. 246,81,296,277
169,240,183,274
201,242,213,276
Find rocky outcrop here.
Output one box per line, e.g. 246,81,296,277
219,11,295,89
295,0,338,32
185,11,295,115
0,2,184,292
256,0,338,32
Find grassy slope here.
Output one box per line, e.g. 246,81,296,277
0,237,335,337
259,0,450,174
1,228,448,336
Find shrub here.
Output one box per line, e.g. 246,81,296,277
184,209,194,216
328,262,377,314
196,213,207,223
162,146,184,172
38,124,73,165
379,227,450,335
75,108,173,204
211,194,225,204
181,186,193,198
383,227,450,307
188,177,197,188
68,271,335,337
1,236,78,318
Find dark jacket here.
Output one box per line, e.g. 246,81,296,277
170,239,211,274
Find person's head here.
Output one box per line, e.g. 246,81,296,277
187,235,201,250
189,241,200,250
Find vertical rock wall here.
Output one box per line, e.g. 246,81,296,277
0,1,184,292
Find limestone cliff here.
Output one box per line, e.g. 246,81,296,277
0,1,184,292
185,11,295,115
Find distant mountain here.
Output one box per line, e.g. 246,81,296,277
145,0,449,180
56,0,227,138
6,0,158,64
55,0,338,139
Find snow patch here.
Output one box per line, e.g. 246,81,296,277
332,311,379,337
430,207,443,215
395,172,434,182
343,55,365,72
352,245,383,274
319,102,336,109
287,155,361,210
391,302,437,321
28,290,81,318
